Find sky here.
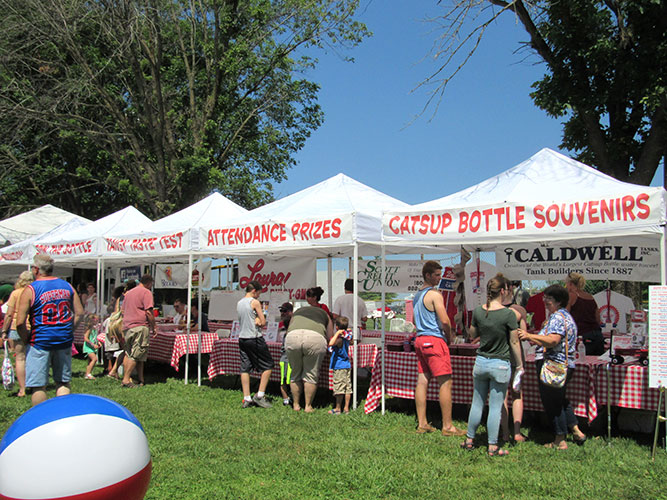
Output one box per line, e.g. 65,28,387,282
274,1,664,205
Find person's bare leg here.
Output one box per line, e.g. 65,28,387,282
303,382,317,412
343,393,351,413
31,387,47,406
437,375,460,433
258,369,272,393
415,372,431,428
122,357,137,385
14,342,26,396
55,382,70,397
512,394,525,441
290,380,303,410
241,372,251,398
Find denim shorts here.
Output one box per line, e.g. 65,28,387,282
8,329,20,341
25,344,72,388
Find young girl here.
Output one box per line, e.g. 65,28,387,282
83,315,100,380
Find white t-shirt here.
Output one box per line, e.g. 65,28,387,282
464,259,497,311
332,293,368,323
594,290,634,333
173,308,188,325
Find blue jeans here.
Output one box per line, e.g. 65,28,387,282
466,356,511,445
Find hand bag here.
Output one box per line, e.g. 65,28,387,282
539,312,571,389
2,341,14,391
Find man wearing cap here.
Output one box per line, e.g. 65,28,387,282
16,254,84,406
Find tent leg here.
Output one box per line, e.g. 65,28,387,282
381,244,386,415
352,243,358,410
185,254,193,385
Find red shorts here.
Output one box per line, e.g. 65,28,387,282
414,335,452,377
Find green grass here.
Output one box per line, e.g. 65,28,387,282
2,357,667,499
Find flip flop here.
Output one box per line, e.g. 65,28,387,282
442,427,467,436
328,409,341,415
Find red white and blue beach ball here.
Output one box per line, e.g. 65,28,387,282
0,394,151,500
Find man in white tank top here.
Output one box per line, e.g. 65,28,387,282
236,280,273,408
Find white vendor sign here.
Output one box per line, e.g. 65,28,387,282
495,237,661,282
356,260,424,293
238,257,316,301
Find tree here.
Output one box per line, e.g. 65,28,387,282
0,0,369,218
421,1,666,187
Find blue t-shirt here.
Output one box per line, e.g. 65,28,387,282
330,337,351,370
536,308,578,369
29,278,75,350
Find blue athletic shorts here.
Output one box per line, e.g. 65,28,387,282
25,344,72,388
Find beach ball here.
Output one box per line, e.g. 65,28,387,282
0,394,151,500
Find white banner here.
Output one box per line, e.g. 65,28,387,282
356,260,424,293
200,214,354,251
35,238,98,258
154,261,212,289
383,191,665,243
238,257,316,301
104,230,189,257
495,237,662,282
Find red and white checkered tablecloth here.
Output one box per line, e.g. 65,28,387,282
207,339,378,390
594,362,660,411
362,330,412,343
363,352,599,422
73,323,86,346
147,331,218,370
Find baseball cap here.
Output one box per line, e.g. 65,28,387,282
279,302,293,313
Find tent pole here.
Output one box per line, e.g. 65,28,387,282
185,254,193,385
381,244,386,415
327,256,333,311
352,243,358,410
661,226,666,286
197,260,203,387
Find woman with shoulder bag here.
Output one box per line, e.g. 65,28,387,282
518,284,587,450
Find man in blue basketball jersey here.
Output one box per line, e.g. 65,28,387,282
16,254,84,406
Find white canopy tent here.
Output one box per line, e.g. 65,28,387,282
196,173,417,405
99,192,249,384
0,205,90,246
383,148,666,251
376,148,667,413
0,218,92,282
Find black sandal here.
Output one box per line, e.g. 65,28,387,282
460,438,475,451
488,446,509,457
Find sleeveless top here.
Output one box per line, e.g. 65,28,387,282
413,287,444,339
28,278,75,350
237,296,261,339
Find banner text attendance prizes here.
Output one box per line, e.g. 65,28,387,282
384,193,655,240
203,216,349,250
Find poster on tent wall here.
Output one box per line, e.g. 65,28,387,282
103,230,189,257
383,190,665,244
119,266,141,283
237,257,316,301
200,215,354,251
355,260,424,293
648,286,667,388
495,237,662,282
154,262,212,289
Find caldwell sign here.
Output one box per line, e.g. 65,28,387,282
496,238,661,282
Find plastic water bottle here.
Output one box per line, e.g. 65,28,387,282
577,339,586,361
